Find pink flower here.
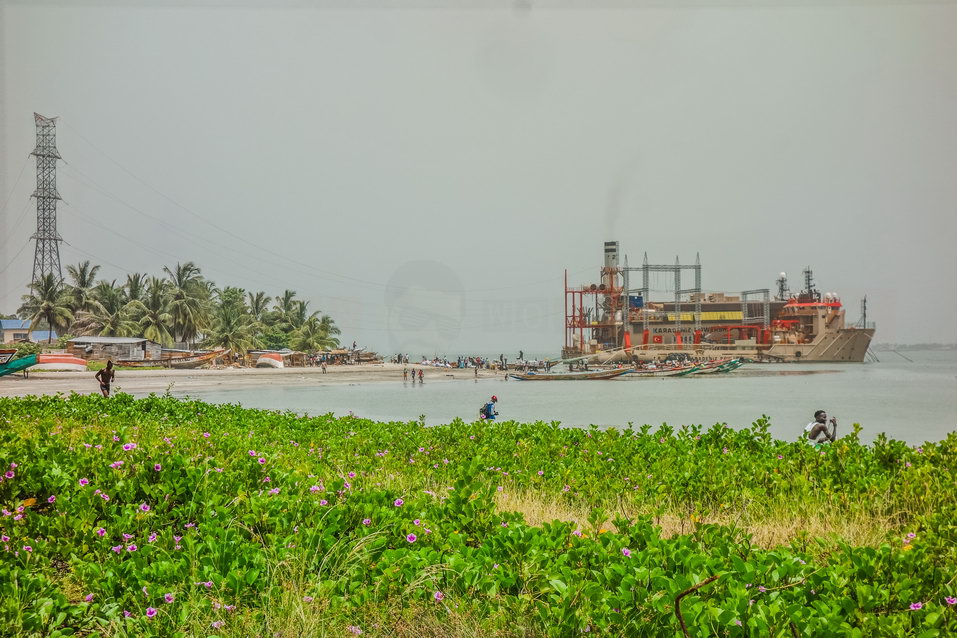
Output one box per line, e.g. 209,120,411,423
154,464,162,472
362,518,371,526
96,527,106,537
945,597,957,606
303,595,314,602
413,519,421,526
394,499,404,507
319,499,328,506
348,472,356,479
79,478,89,486
258,458,266,465
47,495,56,504
203,432,210,438
433,590,444,602
910,602,923,610
22,545,32,552
140,503,150,512
0,535,7,542
164,593,174,603
309,485,320,492
621,548,632,558
127,544,137,552
4,471,13,479
146,607,157,618
212,620,224,629
84,594,94,602
347,627,362,635
406,533,417,543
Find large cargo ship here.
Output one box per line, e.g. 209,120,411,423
562,242,875,363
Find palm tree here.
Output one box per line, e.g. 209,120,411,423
66,261,101,314
134,278,174,346
71,280,141,337
289,299,319,331
17,273,74,343
163,262,210,347
272,289,299,330
124,273,148,303
290,314,340,352
203,287,260,358
247,291,271,323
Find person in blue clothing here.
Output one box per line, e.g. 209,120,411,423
480,395,499,420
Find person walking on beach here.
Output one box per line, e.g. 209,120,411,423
417,369,424,383
805,410,837,446
403,366,408,381
95,361,115,397
321,361,327,374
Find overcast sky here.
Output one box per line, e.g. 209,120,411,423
2,0,955,355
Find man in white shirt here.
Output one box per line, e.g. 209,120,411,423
805,410,837,446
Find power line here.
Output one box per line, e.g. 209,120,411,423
0,157,30,217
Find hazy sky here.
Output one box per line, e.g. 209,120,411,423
2,0,955,354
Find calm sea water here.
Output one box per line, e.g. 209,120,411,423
167,351,957,445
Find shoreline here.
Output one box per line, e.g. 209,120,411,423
0,362,505,398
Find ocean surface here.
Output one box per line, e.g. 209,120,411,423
169,351,957,445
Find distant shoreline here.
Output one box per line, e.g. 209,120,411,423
0,362,504,398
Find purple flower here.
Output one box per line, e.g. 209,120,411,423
111,545,122,554
258,457,266,465
127,544,137,552
148,533,157,543
362,518,371,526
434,590,445,602
79,478,89,486
164,593,174,603
910,602,923,610
621,548,632,558
310,485,320,492
348,471,356,478
146,607,157,618
154,464,162,472
319,499,328,506
22,545,32,552
406,533,417,543
4,471,13,479
203,432,210,438
123,443,133,451
84,593,94,602
140,503,150,512
413,519,421,526
347,627,362,635
394,498,404,507
303,595,314,602
47,495,56,504
212,620,224,629
946,597,957,606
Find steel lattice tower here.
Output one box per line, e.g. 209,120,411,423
31,113,63,284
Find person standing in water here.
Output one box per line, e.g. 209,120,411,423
418,369,424,383
95,361,115,397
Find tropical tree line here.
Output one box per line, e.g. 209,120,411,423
16,261,341,355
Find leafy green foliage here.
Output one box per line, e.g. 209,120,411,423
0,396,953,636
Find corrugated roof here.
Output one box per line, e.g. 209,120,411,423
69,336,149,344
31,330,58,341
0,319,31,330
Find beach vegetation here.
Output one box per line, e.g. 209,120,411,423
0,395,953,636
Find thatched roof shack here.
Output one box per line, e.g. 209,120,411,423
68,337,163,361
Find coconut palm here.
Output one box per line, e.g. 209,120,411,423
134,278,174,346
247,291,272,323
290,314,340,352
65,261,101,314
163,261,210,347
17,273,74,343
124,273,148,303
272,290,300,330
71,280,141,337
203,287,260,358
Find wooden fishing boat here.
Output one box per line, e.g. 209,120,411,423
117,349,227,370
508,368,630,381
254,352,284,369
0,353,37,377
0,349,18,366
690,359,733,375
35,354,88,371
626,363,699,378
716,359,744,372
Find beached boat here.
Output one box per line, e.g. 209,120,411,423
625,363,699,378
508,368,630,381
255,352,284,369
0,353,38,377
117,349,227,370
35,354,88,371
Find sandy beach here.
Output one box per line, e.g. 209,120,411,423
0,363,506,398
